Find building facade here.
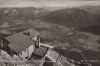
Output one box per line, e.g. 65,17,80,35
0,29,40,61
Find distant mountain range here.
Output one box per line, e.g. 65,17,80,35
42,8,100,28
0,6,100,35
0,7,48,23
80,6,100,15
41,7,100,35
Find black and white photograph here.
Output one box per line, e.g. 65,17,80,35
0,0,100,66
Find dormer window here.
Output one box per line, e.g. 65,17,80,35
23,32,30,36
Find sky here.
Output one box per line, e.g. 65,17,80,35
0,0,100,8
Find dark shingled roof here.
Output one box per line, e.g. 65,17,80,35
5,29,39,54
33,46,49,57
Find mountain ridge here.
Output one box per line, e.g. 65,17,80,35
42,8,100,29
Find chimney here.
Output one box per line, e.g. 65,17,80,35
29,29,31,35
35,36,40,48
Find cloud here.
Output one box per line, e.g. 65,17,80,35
0,0,100,8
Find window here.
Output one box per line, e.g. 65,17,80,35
1,40,3,48
19,52,22,55
25,56,28,59
24,48,27,52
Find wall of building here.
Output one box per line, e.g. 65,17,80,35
18,44,35,61
19,48,28,60
28,44,35,58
